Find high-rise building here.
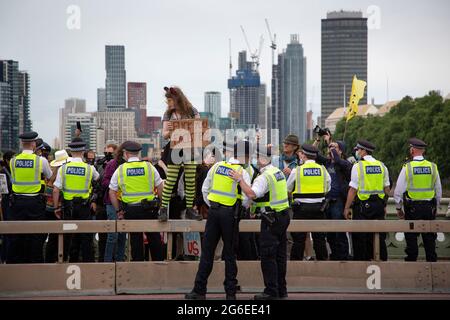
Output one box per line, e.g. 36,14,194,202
0,60,32,152
63,113,97,150
146,116,162,133
97,88,106,111
258,84,267,129
95,110,136,145
228,51,265,130
105,45,126,108
204,91,221,126
199,111,216,129
306,110,314,140
58,98,86,146
271,35,307,143
128,82,147,135
321,10,368,126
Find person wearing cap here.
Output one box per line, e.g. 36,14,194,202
343,139,390,261
277,134,300,178
185,141,251,300
43,150,70,263
313,135,352,261
53,139,99,262
8,131,53,263
394,138,442,262
230,145,290,300
108,141,165,262
286,144,331,261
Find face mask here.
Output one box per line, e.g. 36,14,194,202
251,158,258,168
87,159,95,165
355,150,361,161
104,152,113,160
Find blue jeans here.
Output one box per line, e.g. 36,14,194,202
325,198,349,260
104,204,126,262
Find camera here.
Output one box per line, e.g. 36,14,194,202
313,125,331,137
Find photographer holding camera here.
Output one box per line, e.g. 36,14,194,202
313,128,352,260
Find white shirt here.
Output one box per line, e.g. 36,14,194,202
12,149,53,196
349,155,390,190
286,160,332,203
202,158,251,208
54,157,99,189
394,156,442,208
109,157,162,192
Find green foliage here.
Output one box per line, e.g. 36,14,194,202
334,91,450,180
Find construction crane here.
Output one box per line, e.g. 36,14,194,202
265,18,277,66
228,38,232,78
240,25,264,71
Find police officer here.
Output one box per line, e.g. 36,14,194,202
343,140,390,261
185,141,251,300
394,138,442,262
287,144,331,261
109,141,165,261
53,139,99,262
8,131,52,263
237,141,259,260
230,146,290,300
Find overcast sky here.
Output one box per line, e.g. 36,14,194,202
1,0,449,144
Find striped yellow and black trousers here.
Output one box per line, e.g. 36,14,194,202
161,163,197,208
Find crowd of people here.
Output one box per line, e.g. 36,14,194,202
0,86,445,300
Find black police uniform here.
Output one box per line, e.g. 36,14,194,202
8,132,47,263
61,140,95,262
403,138,438,262
351,140,388,261
120,141,164,262
290,144,328,261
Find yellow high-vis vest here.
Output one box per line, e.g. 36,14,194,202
10,153,42,194
207,161,243,206
292,161,326,198
356,160,386,201
117,161,156,204
253,166,289,212
61,162,93,200
405,159,438,200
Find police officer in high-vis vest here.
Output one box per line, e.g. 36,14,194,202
230,146,291,300
343,140,390,261
287,144,331,261
186,141,251,300
53,139,99,262
8,131,52,263
109,141,165,262
394,138,442,262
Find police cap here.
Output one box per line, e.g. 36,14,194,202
301,143,319,157
409,138,427,149
355,139,376,153
122,141,142,153
19,131,38,142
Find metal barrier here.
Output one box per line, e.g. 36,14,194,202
0,218,449,297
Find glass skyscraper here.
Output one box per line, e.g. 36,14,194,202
321,11,368,126
105,45,126,108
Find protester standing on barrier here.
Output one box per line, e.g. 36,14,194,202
287,144,331,261
394,138,442,262
158,86,202,222
53,139,99,262
8,131,52,263
109,141,165,262
343,140,390,261
185,141,251,300
230,145,290,300
313,133,352,260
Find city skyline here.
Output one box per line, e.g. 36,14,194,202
1,0,449,144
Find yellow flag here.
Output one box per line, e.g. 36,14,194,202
346,75,367,121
